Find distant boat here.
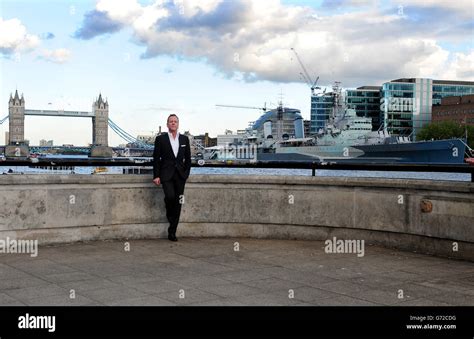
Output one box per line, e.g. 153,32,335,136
93,167,108,174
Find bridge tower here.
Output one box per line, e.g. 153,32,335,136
8,90,25,144
92,94,109,146
5,90,29,156
90,93,112,157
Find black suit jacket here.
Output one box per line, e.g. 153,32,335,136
153,133,191,181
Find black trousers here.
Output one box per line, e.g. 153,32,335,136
161,171,186,235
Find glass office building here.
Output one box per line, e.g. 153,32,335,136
382,78,474,138
310,93,334,134
345,86,382,131
309,78,474,138
382,79,419,137
432,80,474,105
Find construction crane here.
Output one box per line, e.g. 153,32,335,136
291,47,320,95
215,103,267,112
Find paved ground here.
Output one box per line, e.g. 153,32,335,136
0,238,473,306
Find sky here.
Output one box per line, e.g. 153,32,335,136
0,0,473,146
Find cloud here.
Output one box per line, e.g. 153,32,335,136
73,0,474,86
138,105,177,111
437,50,474,80
39,48,72,64
393,0,474,18
156,0,250,31
0,18,40,55
73,10,124,39
0,18,71,65
453,51,474,78
41,32,55,40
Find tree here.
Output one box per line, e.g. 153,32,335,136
417,121,474,151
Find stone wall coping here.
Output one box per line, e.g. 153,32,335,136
0,174,472,193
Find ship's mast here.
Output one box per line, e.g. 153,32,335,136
331,81,343,122
276,90,285,140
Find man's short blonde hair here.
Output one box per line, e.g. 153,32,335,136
167,114,179,123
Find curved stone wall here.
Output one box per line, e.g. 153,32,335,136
0,175,472,260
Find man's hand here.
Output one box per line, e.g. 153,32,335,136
153,177,161,186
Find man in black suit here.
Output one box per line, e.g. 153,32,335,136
153,114,191,242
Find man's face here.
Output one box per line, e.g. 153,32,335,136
167,116,179,133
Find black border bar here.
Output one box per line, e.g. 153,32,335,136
0,306,472,338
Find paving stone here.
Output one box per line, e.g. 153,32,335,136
0,277,50,290
0,263,34,279
317,280,374,296
170,274,234,288
0,238,471,307
427,292,474,306
156,288,221,305
11,259,76,276
43,271,98,283
243,277,307,293
228,293,306,306
290,286,339,303
5,284,69,303
133,279,190,295
187,298,246,306
211,269,272,283
105,295,176,306
80,286,148,303
400,298,452,306
312,294,381,306
59,278,122,292
0,292,25,306
25,294,98,306
377,282,446,302
197,283,263,298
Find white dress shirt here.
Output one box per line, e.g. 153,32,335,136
168,132,180,157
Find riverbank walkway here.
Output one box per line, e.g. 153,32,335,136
0,238,472,306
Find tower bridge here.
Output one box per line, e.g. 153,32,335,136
5,90,112,157
24,109,95,117
1,90,180,157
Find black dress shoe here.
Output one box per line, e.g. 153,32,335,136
168,234,178,242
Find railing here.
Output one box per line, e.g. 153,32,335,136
1,157,473,182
